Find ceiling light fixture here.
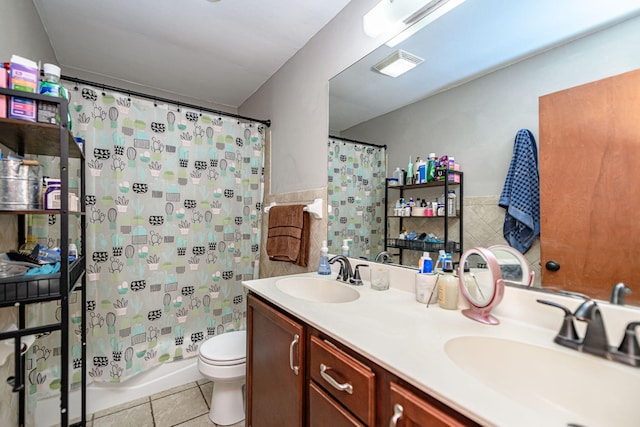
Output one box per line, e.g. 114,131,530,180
364,0,465,43
372,49,424,78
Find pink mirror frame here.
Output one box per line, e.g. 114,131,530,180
458,247,505,325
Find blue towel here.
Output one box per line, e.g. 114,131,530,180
499,129,540,253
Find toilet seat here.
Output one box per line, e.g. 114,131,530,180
199,330,246,366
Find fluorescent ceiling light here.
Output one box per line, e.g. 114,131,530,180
372,50,424,77
386,0,466,47
364,0,465,43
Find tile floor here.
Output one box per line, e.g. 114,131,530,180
83,379,244,427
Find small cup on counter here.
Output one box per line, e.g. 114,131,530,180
370,266,390,291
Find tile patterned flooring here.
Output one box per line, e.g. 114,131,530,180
85,379,244,427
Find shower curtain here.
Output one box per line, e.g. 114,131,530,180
26,83,265,406
327,137,386,259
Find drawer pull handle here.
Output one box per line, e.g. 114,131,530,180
289,334,299,375
320,363,353,394
389,403,404,427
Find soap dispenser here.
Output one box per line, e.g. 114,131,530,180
438,257,459,310
318,240,331,275
341,239,350,257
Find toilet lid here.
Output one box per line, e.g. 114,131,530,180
200,330,246,365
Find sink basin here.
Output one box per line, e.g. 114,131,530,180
275,277,360,303
445,336,640,426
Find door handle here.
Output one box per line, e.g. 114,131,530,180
319,363,353,394
545,260,560,271
289,334,299,375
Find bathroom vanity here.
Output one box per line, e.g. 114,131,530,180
247,293,473,426
243,270,640,427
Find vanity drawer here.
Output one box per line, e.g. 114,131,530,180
309,335,375,425
309,381,365,427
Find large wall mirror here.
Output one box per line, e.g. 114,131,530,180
328,0,640,306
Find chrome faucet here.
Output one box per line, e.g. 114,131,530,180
538,296,640,367
374,251,393,263
610,282,632,305
574,299,609,358
328,255,353,283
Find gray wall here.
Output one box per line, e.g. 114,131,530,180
239,0,383,195
342,15,640,197
0,0,56,65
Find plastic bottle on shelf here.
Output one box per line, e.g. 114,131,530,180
426,153,437,182
447,190,457,217
39,63,71,130
317,240,332,275
407,156,414,185
392,167,404,185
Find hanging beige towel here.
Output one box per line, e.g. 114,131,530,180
266,205,310,267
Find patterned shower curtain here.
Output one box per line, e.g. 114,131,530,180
327,137,386,259
27,83,265,402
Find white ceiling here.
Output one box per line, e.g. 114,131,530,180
329,0,640,132
32,0,352,109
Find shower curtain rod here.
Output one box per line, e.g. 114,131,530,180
60,74,272,127
329,135,387,149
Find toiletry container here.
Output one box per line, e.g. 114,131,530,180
341,239,350,257
198,330,247,425
38,63,71,129
418,252,432,274
392,167,404,185
406,156,413,185
438,260,458,310
318,240,331,275
447,190,457,217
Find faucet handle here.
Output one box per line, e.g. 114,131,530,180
617,321,640,358
350,264,368,286
611,282,632,305
536,299,580,348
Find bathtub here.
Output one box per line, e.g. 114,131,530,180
35,357,203,426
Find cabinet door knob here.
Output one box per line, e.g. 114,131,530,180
389,403,404,427
319,363,353,394
545,260,561,271
289,334,299,375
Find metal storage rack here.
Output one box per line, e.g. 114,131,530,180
0,87,86,426
384,169,463,265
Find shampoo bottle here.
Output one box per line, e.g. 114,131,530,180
317,240,332,275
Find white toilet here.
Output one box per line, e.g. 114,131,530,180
198,330,247,425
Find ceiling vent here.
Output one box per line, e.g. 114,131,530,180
372,50,424,77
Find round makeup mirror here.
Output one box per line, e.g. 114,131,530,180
458,247,505,325
488,244,535,288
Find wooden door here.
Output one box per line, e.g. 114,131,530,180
247,294,305,427
539,69,640,305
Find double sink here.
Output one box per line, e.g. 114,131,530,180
273,275,640,426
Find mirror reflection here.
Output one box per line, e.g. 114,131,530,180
328,2,640,306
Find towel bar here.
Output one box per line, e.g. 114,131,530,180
263,198,326,219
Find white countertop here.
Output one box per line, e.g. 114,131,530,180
242,270,640,427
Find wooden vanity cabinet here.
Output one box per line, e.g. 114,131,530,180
309,335,375,426
247,292,479,427
388,381,469,427
309,382,365,427
247,294,305,427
